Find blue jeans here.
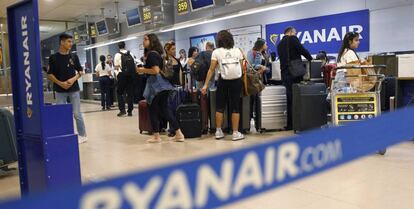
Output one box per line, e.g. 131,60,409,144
56,91,87,137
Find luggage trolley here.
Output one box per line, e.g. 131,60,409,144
330,65,387,155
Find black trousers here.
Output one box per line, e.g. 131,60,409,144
149,90,179,133
108,78,115,106
216,78,242,113
99,76,111,108
282,70,303,130
117,72,135,113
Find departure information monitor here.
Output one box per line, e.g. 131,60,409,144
190,0,215,11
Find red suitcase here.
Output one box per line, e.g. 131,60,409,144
138,100,153,134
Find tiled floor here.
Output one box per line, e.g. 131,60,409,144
1,103,414,209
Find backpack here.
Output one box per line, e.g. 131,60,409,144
121,51,136,75
162,56,179,85
191,51,211,81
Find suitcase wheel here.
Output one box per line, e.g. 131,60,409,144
202,129,209,135
377,149,386,155
259,129,265,134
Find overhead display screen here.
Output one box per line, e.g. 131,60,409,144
190,0,215,11
95,20,108,36
126,8,142,27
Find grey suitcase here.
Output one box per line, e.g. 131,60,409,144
256,86,287,132
0,108,17,170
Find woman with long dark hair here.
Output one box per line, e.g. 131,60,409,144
337,32,361,66
95,55,113,110
136,34,185,143
201,30,245,141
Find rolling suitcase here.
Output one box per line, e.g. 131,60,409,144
381,76,396,112
138,100,153,134
177,103,202,138
256,86,287,132
292,83,328,132
191,90,209,134
0,108,17,170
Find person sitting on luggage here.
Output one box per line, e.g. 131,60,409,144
95,55,114,111
201,30,245,141
193,42,215,90
277,26,313,131
136,34,185,143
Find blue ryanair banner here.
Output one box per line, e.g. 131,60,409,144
266,10,370,55
1,107,414,209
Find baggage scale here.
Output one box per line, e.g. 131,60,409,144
330,65,387,155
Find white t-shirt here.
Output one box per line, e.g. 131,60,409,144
114,49,136,70
95,63,113,77
337,49,360,67
211,47,243,80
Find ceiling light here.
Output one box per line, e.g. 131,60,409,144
160,0,315,32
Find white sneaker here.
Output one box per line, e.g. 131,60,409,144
232,132,245,141
78,136,88,144
215,129,225,139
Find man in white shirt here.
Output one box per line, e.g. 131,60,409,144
114,41,137,117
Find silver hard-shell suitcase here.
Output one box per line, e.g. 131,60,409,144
256,86,287,132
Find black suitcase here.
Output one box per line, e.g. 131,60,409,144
292,83,328,132
0,108,17,169
381,76,396,112
177,103,202,138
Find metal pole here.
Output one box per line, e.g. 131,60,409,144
115,1,120,33
1,23,9,96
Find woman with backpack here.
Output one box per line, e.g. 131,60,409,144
95,55,114,111
136,34,185,143
201,30,245,141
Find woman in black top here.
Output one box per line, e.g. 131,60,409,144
136,34,185,143
164,41,184,86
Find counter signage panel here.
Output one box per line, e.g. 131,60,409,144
177,0,190,15
143,6,152,23
335,93,377,124
266,10,370,55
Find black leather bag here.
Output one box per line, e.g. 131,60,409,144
287,38,306,78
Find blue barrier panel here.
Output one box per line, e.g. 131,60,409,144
7,0,81,195
0,108,413,209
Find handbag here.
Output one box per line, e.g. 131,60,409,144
287,37,307,78
152,51,176,84
240,49,266,96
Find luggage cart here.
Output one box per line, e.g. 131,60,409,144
331,65,387,155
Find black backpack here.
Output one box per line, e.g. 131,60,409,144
191,51,211,81
121,51,136,75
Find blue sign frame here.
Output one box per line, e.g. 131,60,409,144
7,0,81,195
266,10,370,56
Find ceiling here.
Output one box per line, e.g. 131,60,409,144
0,0,157,40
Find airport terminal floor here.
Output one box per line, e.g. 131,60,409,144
1,103,414,209
2,0,414,208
